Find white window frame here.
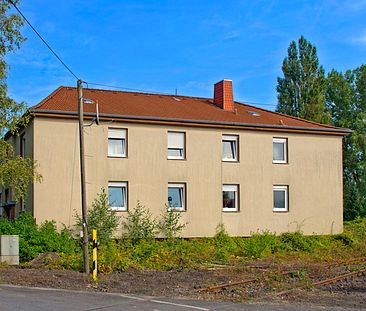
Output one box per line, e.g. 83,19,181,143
273,137,287,164
222,184,239,212
167,132,185,160
108,128,127,157
167,183,185,211
108,182,128,211
222,135,239,162
273,185,288,212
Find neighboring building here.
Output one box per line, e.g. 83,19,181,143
0,80,350,236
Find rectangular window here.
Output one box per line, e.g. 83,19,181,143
108,182,127,211
222,135,238,161
20,133,26,158
168,132,185,160
108,128,127,157
223,185,239,212
168,183,185,211
273,138,287,163
273,185,288,212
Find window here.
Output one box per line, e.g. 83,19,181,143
108,128,127,157
20,133,26,158
108,182,127,211
167,132,185,159
168,183,185,211
222,135,238,161
223,185,239,212
273,185,288,212
273,138,287,163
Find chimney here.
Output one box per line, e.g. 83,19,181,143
214,79,234,111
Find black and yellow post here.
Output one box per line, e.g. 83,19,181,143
92,229,97,281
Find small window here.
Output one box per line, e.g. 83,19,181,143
223,185,239,212
168,183,185,211
273,185,288,212
108,128,127,157
108,182,128,211
222,135,238,161
273,138,287,163
168,132,185,160
20,133,26,158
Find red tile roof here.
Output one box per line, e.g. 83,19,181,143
30,86,350,135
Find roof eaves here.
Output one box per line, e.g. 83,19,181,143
29,109,352,135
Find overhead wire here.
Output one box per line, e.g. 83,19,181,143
9,0,80,80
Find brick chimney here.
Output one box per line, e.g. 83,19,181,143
213,80,234,111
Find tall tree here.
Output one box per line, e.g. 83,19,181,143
326,66,366,220
0,0,40,201
276,36,330,124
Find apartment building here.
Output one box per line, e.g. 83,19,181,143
1,80,350,236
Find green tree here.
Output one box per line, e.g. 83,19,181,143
276,36,330,124
326,66,366,220
0,0,40,201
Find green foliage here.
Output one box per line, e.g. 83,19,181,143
56,218,366,272
0,213,77,262
276,36,330,124
0,1,40,200
243,231,279,259
75,188,119,244
0,141,41,200
121,201,157,244
157,206,186,239
326,66,366,220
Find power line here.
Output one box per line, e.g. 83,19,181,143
9,0,79,80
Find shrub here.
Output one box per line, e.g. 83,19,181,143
121,201,157,244
213,224,238,261
279,231,315,252
0,213,77,262
75,188,119,244
157,206,186,239
244,231,278,259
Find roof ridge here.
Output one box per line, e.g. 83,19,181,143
54,85,213,101
31,86,67,110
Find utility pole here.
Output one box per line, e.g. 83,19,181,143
77,79,89,273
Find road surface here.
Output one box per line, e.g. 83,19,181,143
0,284,359,311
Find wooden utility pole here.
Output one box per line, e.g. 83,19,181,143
77,79,89,273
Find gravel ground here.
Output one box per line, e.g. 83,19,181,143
0,261,365,309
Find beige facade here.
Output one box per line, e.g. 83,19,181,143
5,115,343,237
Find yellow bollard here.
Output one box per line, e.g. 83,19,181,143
92,229,97,281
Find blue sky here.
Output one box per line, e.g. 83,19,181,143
6,0,366,110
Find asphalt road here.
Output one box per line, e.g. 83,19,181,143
0,284,360,311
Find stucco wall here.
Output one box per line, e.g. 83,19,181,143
32,117,343,236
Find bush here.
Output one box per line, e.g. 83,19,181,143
121,201,157,244
75,188,119,244
243,231,278,259
157,206,186,239
0,213,77,262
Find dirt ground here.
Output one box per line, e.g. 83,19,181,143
0,259,365,309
